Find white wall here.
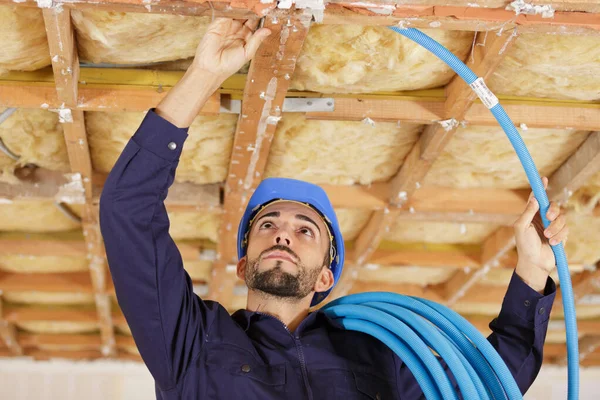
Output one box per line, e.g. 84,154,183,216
0,358,597,399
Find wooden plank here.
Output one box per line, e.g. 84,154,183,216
407,186,528,217
0,298,22,356
466,102,600,130
397,184,532,224
43,7,79,108
0,235,86,257
19,333,101,349
1,83,598,131
3,306,98,323
44,8,115,357
0,271,94,293
323,4,600,34
305,97,445,124
547,131,600,204
368,246,481,268
0,82,220,113
307,97,600,131
209,11,313,305
78,86,221,113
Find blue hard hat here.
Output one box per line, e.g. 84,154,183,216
237,177,345,307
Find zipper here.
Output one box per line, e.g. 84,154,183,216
256,312,313,400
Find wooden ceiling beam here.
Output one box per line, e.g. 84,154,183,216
4,1,600,33
3,306,98,323
323,3,600,34
547,131,600,204
209,11,313,306
0,271,95,293
43,8,116,357
18,333,101,349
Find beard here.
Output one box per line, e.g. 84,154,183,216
245,245,323,301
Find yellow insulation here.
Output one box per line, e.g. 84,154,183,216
488,33,600,101
0,200,81,232
0,6,50,75
387,221,498,244
265,114,422,185
0,254,88,273
425,127,590,189
71,10,211,64
0,108,69,175
86,111,237,185
291,26,473,93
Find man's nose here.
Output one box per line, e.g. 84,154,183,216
275,229,291,246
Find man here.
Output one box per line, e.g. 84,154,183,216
99,17,568,399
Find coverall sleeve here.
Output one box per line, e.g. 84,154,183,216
99,110,224,391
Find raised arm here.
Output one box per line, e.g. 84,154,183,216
397,176,567,398
99,18,271,391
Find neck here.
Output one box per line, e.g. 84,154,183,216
245,290,312,332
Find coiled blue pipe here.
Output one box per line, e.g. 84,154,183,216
322,27,578,399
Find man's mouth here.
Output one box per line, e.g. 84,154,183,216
263,251,296,264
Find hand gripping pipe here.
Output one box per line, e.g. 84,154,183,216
322,27,579,400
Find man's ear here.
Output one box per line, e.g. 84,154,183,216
314,267,334,293
237,256,247,281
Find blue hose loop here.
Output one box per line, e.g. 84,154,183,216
321,26,579,399
365,302,482,400
328,304,450,400
325,293,518,399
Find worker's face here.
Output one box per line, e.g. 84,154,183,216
238,201,334,301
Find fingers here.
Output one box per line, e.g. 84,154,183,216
544,214,567,243
546,201,560,220
548,225,569,246
514,196,539,232
244,28,272,60
244,18,260,31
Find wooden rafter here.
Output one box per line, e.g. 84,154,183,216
547,131,600,204
323,3,600,34
3,68,600,130
4,0,600,34
208,10,313,306
42,7,116,357
329,28,519,301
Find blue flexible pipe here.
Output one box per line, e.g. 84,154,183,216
322,27,578,399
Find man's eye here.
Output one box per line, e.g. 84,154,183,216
299,227,314,237
260,222,274,229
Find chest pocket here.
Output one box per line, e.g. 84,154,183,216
204,345,287,399
310,368,398,400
